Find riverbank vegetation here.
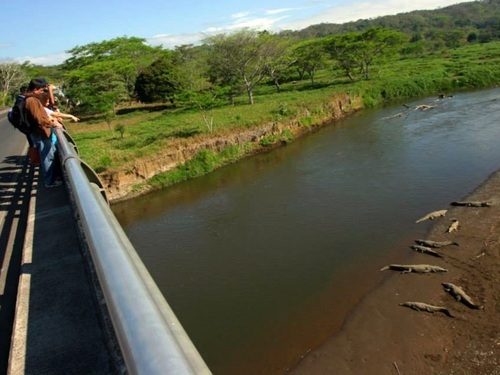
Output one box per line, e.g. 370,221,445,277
1,0,500,196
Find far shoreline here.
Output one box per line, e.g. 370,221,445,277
104,93,364,204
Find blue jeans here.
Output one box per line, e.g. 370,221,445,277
30,133,60,185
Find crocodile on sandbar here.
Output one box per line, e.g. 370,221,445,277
399,301,454,317
450,201,492,207
442,282,483,309
380,264,448,273
410,245,443,258
415,239,459,248
447,219,459,233
415,209,447,223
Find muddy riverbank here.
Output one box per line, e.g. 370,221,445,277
289,168,500,375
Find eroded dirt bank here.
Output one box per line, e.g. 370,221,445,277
99,93,363,203
289,169,500,375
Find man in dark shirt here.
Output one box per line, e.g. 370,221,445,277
10,85,34,147
25,78,63,188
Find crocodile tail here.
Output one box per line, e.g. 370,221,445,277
467,302,484,310
443,308,454,318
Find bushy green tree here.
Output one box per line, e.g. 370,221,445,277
135,55,179,104
292,39,328,87
325,27,406,80
205,29,290,105
62,37,162,114
173,44,212,93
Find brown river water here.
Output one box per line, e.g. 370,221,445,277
112,87,500,374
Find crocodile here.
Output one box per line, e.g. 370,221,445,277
415,209,447,223
442,282,483,309
447,219,459,233
399,301,453,317
450,201,492,207
410,245,443,258
414,104,436,111
415,239,459,248
380,264,448,273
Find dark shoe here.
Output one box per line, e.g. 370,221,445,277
45,180,63,188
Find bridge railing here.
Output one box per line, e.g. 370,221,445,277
54,127,212,375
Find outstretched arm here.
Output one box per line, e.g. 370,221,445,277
51,112,80,122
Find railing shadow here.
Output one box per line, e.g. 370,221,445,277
19,162,117,374
0,154,34,375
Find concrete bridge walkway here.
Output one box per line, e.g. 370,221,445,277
0,155,117,374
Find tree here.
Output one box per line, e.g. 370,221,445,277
135,55,179,104
204,29,289,105
0,60,28,106
467,31,479,43
325,28,406,80
173,44,212,93
262,36,296,93
323,33,359,81
64,60,124,114
205,42,241,105
442,30,466,48
179,86,230,133
62,37,162,114
354,28,407,79
292,39,327,87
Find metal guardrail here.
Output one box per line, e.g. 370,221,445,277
54,128,212,375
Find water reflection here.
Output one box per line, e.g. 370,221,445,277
113,88,500,374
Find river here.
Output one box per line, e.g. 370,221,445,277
112,87,500,374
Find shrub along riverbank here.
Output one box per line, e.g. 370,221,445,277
66,42,500,202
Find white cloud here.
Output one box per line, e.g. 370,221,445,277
225,15,288,31
231,11,251,19
265,8,299,15
147,33,204,49
148,12,289,49
15,52,71,66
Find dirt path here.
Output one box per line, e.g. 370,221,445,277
289,169,500,375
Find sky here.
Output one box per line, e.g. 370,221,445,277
1,0,464,66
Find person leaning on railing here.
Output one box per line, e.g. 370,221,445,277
25,77,64,188
42,95,80,146
43,95,80,125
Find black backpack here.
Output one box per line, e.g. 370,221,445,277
7,95,33,135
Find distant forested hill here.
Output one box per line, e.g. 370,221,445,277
280,0,500,46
